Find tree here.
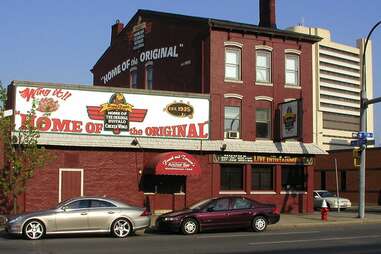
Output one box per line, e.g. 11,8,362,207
0,82,53,214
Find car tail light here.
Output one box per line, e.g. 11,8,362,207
272,207,280,214
140,209,151,216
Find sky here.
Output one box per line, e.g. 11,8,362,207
1,0,380,145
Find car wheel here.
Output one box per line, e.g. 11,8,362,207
181,218,198,235
111,218,132,238
251,216,268,232
23,220,45,240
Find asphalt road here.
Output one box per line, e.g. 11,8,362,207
1,224,381,254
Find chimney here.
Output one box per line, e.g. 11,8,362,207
111,19,124,46
259,0,277,29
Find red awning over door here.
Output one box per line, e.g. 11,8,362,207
145,152,201,176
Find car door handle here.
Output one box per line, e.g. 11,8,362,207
81,212,87,215
108,211,114,214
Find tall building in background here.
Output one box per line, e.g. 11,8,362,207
288,26,374,151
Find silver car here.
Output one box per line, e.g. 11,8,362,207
313,190,352,210
5,196,151,240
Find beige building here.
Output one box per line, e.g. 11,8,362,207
288,26,374,151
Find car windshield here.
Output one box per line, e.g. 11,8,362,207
189,199,212,210
318,191,335,198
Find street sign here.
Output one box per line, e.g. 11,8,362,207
353,131,374,140
351,139,374,147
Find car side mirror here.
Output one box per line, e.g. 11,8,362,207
207,207,214,212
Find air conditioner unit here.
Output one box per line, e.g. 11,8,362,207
227,131,239,139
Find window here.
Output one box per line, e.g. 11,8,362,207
341,171,347,191
91,200,116,208
256,50,271,83
224,106,240,133
282,166,305,191
140,175,185,194
232,198,252,209
145,64,153,89
205,198,230,211
220,164,244,191
130,68,138,88
225,47,241,80
65,200,90,210
256,108,271,139
320,171,326,190
252,165,274,190
285,54,299,86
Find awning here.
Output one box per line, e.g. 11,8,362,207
145,152,201,176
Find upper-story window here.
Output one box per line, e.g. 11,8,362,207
285,54,300,86
224,106,241,138
256,50,272,83
224,42,242,81
256,108,271,139
130,67,138,89
145,63,153,90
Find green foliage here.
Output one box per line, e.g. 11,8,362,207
0,83,53,214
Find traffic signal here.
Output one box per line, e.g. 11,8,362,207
353,148,361,168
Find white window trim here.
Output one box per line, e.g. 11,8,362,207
145,63,153,90
224,79,244,84
58,168,84,203
285,49,302,55
255,45,273,51
284,98,297,102
250,191,277,194
224,41,243,48
280,191,307,195
285,54,300,87
256,49,272,83
144,61,153,67
225,46,242,81
224,93,243,100
219,191,247,195
255,82,273,87
130,66,138,72
285,85,302,89
255,96,273,102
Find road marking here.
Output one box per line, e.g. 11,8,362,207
197,231,320,239
248,234,381,246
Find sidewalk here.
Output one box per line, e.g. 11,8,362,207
275,207,381,229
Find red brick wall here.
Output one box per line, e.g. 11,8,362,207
209,30,313,142
315,148,381,205
92,14,208,93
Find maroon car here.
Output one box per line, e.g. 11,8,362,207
156,196,280,235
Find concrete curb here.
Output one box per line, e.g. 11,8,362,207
273,219,381,229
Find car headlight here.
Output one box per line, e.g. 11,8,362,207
163,217,177,221
8,216,23,224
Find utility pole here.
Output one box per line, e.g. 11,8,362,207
358,21,381,219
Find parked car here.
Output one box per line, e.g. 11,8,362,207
5,196,151,240
156,196,280,235
313,190,352,210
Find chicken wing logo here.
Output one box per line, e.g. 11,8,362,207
86,93,147,135
283,106,297,131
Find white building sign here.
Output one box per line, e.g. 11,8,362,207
14,85,209,139
280,100,299,139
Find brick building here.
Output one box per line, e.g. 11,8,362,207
9,0,326,214
315,148,381,205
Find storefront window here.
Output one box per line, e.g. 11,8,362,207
281,165,305,191
140,175,186,194
252,165,274,190
220,164,243,191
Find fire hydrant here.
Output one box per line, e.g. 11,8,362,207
321,199,329,221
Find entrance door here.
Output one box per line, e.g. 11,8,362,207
59,169,84,202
